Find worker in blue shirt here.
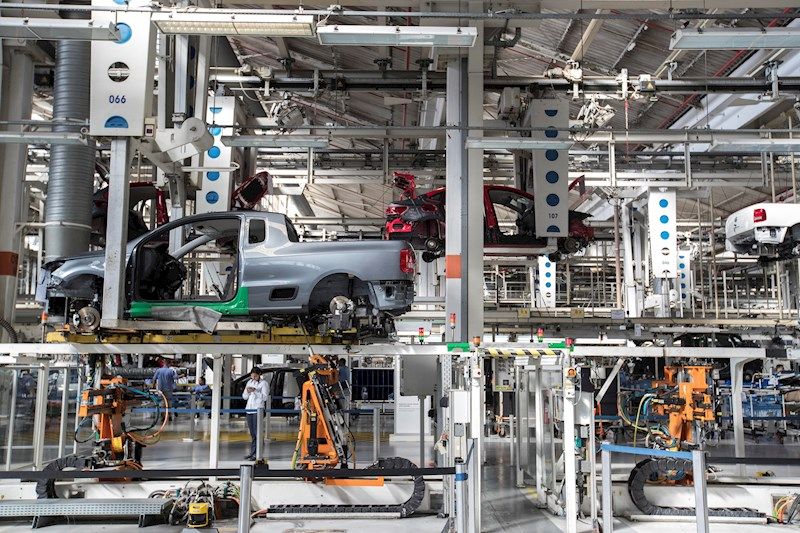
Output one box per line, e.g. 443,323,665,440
337,358,350,385
153,359,177,417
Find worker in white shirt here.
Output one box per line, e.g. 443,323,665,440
242,367,269,460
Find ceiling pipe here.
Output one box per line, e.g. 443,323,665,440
0,3,794,21
217,70,800,94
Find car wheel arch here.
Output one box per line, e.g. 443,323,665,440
306,272,371,312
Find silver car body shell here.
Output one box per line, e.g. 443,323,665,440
43,211,415,315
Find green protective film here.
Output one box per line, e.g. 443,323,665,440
129,286,250,318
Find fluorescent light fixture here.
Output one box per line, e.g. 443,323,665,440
221,135,329,149
0,17,120,41
318,25,477,47
710,139,800,153
466,138,573,150
670,28,800,50
152,12,314,36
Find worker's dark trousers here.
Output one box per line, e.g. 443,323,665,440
247,413,258,457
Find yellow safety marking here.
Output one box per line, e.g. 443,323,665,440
484,348,557,357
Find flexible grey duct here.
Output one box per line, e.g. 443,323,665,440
44,36,95,261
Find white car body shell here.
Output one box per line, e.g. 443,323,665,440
725,202,800,256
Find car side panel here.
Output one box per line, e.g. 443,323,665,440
242,216,413,314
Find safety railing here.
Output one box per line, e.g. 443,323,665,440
599,443,708,533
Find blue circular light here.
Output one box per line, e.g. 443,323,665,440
679,262,685,269
210,126,222,136
545,272,552,278
681,273,686,279
545,149,559,161
545,281,552,288
545,109,558,117
115,22,132,44
681,283,686,289
547,225,560,233
546,194,560,206
546,171,559,184
660,231,670,240
545,127,558,138
659,199,669,208
660,215,669,224
207,171,220,181
112,0,127,5
679,255,685,259
205,191,219,204
208,146,221,158
545,262,551,268
682,293,687,299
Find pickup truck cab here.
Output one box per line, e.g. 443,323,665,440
725,202,800,262
40,211,415,334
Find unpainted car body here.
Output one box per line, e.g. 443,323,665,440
40,211,415,334
385,184,594,262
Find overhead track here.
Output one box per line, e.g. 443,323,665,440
216,70,800,94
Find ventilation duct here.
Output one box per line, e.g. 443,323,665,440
44,21,95,261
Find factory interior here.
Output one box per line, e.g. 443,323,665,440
4,1,800,532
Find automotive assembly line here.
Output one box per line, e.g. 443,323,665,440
3,2,800,533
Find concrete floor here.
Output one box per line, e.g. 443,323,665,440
2,416,800,531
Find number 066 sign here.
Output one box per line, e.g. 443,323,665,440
90,0,156,137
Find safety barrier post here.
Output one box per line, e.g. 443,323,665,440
4,369,18,470
692,449,709,533
601,447,613,533
264,396,271,443
509,414,515,465
237,463,253,533
255,406,264,461
372,405,380,463
454,458,468,533
58,368,70,456
186,393,197,442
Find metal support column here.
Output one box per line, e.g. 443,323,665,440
373,405,380,463
255,406,264,461
32,362,50,470
514,366,524,487
468,353,482,531
601,448,613,533
533,364,546,505
563,365,577,533
4,369,18,470
455,457,468,533
264,394,271,444
731,357,751,476
209,355,222,468
57,369,70,457
444,20,483,343
222,354,232,424
237,463,253,533
72,365,83,455
692,450,710,533
621,204,639,316
100,138,132,327
419,395,426,467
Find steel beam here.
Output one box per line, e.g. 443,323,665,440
100,138,132,327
